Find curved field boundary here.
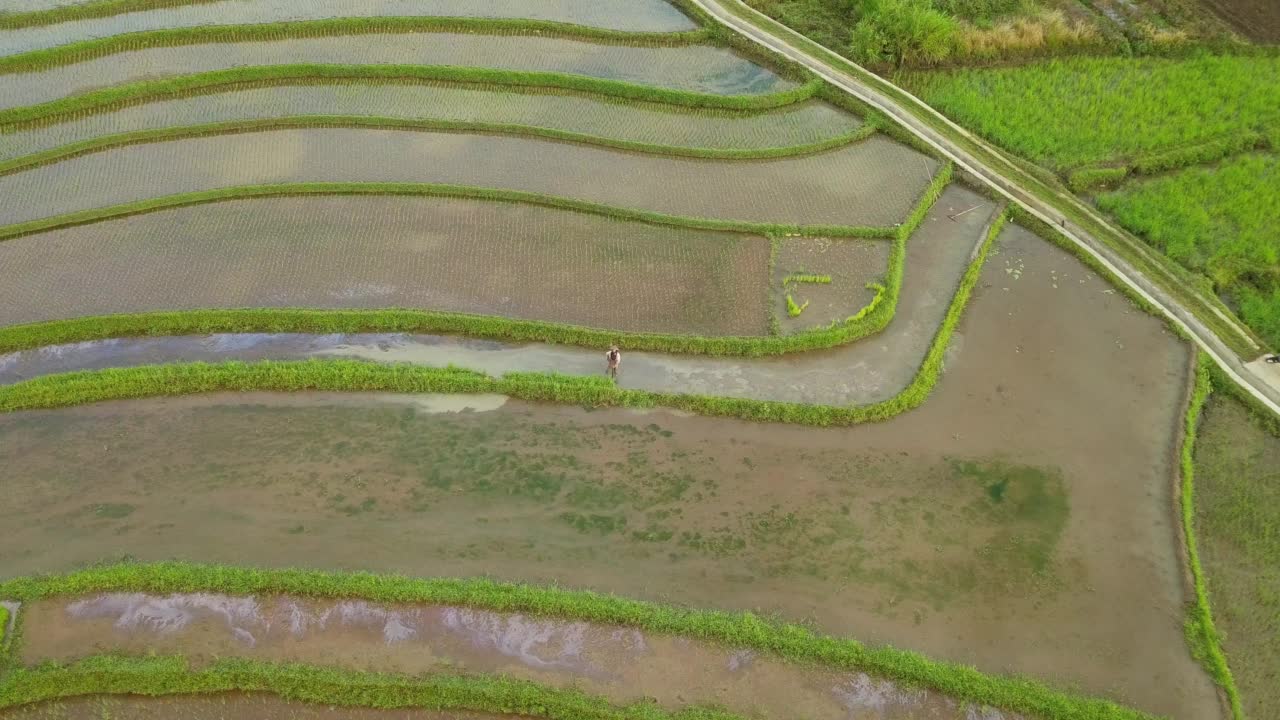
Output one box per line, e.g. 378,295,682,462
0,0,717,31
0,117,877,177
0,18,713,74
1178,355,1246,720
0,182,987,429
0,560,1156,720
1066,129,1270,192
0,167,948,358
0,65,823,132
0,179,905,242
0,657,739,720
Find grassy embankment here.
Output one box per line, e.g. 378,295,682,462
901,55,1280,347
0,174,986,425
1188,365,1280,719
0,560,1156,720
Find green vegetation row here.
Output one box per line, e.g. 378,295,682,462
0,180,902,242
0,117,876,177
0,562,1157,720
0,64,825,132
1179,354,1245,719
1067,130,1268,192
0,656,739,720
0,166,946,358
0,18,712,75
898,56,1280,171
713,0,1264,358
1098,153,1280,349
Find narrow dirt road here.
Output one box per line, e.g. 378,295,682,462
690,0,1280,418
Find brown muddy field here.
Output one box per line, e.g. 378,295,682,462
15,593,1016,720
0,695,521,720
1199,0,1280,42
0,196,770,336
0,225,1213,718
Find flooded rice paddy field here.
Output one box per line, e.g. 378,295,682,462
1192,394,1280,719
0,195,773,336
0,186,984,404
0,131,938,229
0,696,523,720
0,87,862,164
0,0,698,54
0,225,1213,718
12,593,1022,720
0,36,787,111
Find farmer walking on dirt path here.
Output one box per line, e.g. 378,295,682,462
605,345,621,382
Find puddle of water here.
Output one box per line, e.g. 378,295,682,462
1,36,785,111
0,0,698,55
21,592,1016,720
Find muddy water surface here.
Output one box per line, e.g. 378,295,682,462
0,131,936,229
0,36,785,110
0,0,698,55
0,694,522,720
17,592,1019,720
0,225,1216,718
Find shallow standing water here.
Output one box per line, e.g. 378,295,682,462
0,225,1215,718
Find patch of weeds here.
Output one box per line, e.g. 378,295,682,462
91,504,136,519
631,524,675,542
559,512,627,536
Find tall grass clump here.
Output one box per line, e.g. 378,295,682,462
1098,153,1280,348
898,55,1280,169
1178,354,1245,719
0,564,1162,720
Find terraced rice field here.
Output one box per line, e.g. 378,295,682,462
0,35,791,110
0,196,774,336
0,87,862,164
0,1,1244,719
0,131,937,229
0,0,698,47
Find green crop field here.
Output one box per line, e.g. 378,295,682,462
1098,153,1280,346
0,0,1270,719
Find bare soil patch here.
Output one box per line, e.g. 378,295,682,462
0,196,770,336
1198,0,1280,41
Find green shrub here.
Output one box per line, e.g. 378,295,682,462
1067,166,1128,193
849,0,959,66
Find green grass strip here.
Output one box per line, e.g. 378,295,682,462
0,117,876,177
0,0,219,29
0,656,740,720
0,18,711,75
0,563,1157,720
1067,130,1267,192
0,181,896,243
1179,353,1245,719
0,65,823,132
